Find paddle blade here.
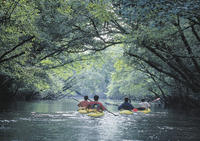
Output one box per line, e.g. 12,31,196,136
152,98,160,102
133,108,138,112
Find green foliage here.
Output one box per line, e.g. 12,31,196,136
113,0,200,101
1,0,199,104
70,51,115,98
87,0,114,23
0,0,116,98
107,58,152,99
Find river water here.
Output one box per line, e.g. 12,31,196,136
0,98,200,141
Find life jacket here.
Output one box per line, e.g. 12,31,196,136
91,103,101,110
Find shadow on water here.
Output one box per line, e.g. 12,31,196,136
0,98,200,141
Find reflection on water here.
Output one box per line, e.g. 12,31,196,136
0,99,200,141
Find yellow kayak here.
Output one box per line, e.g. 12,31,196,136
78,109,88,114
78,108,96,113
78,108,103,116
87,109,97,113
87,112,104,117
137,108,151,114
119,110,133,115
78,107,88,114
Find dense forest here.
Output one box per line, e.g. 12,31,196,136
0,0,200,109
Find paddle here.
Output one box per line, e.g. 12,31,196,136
105,109,118,116
68,97,82,111
74,91,118,116
71,97,80,102
151,97,160,102
105,102,119,106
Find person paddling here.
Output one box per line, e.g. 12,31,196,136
87,95,106,112
118,97,134,110
78,95,90,109
137,99,150,110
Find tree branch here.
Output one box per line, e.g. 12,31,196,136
0,52,25,64
0,36,35,61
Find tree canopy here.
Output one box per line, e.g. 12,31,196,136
0,0,200,107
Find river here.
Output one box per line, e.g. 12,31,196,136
0,98,200,141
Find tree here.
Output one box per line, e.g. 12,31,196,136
0,0,120,99
110,0,200,106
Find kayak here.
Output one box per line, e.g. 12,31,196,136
119,110,133,115
78,107,88,114
78,108,97,114
78,108,104,117
87,112,104,117
87,109,97,113
78,109,88,114
133,108,151,114
138,108,151,114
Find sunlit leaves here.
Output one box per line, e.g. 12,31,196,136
87,0,114,23
107,56,152,99
40,59,54,65
57,0,73,16
34,80,50,91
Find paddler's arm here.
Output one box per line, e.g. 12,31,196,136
130,104,134,109
99,103,106,111
147,102,151,108
86,103,91,109
102,105,106,111
118,103,123,110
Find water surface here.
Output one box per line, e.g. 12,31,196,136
0,99,200,141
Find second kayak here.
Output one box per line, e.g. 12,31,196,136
78,108,97,114
119,110,133,115
78,109,88,114
138,108,151,114
87,112,104,117
133,108,151,114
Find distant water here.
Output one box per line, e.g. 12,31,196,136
0,98,200,141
